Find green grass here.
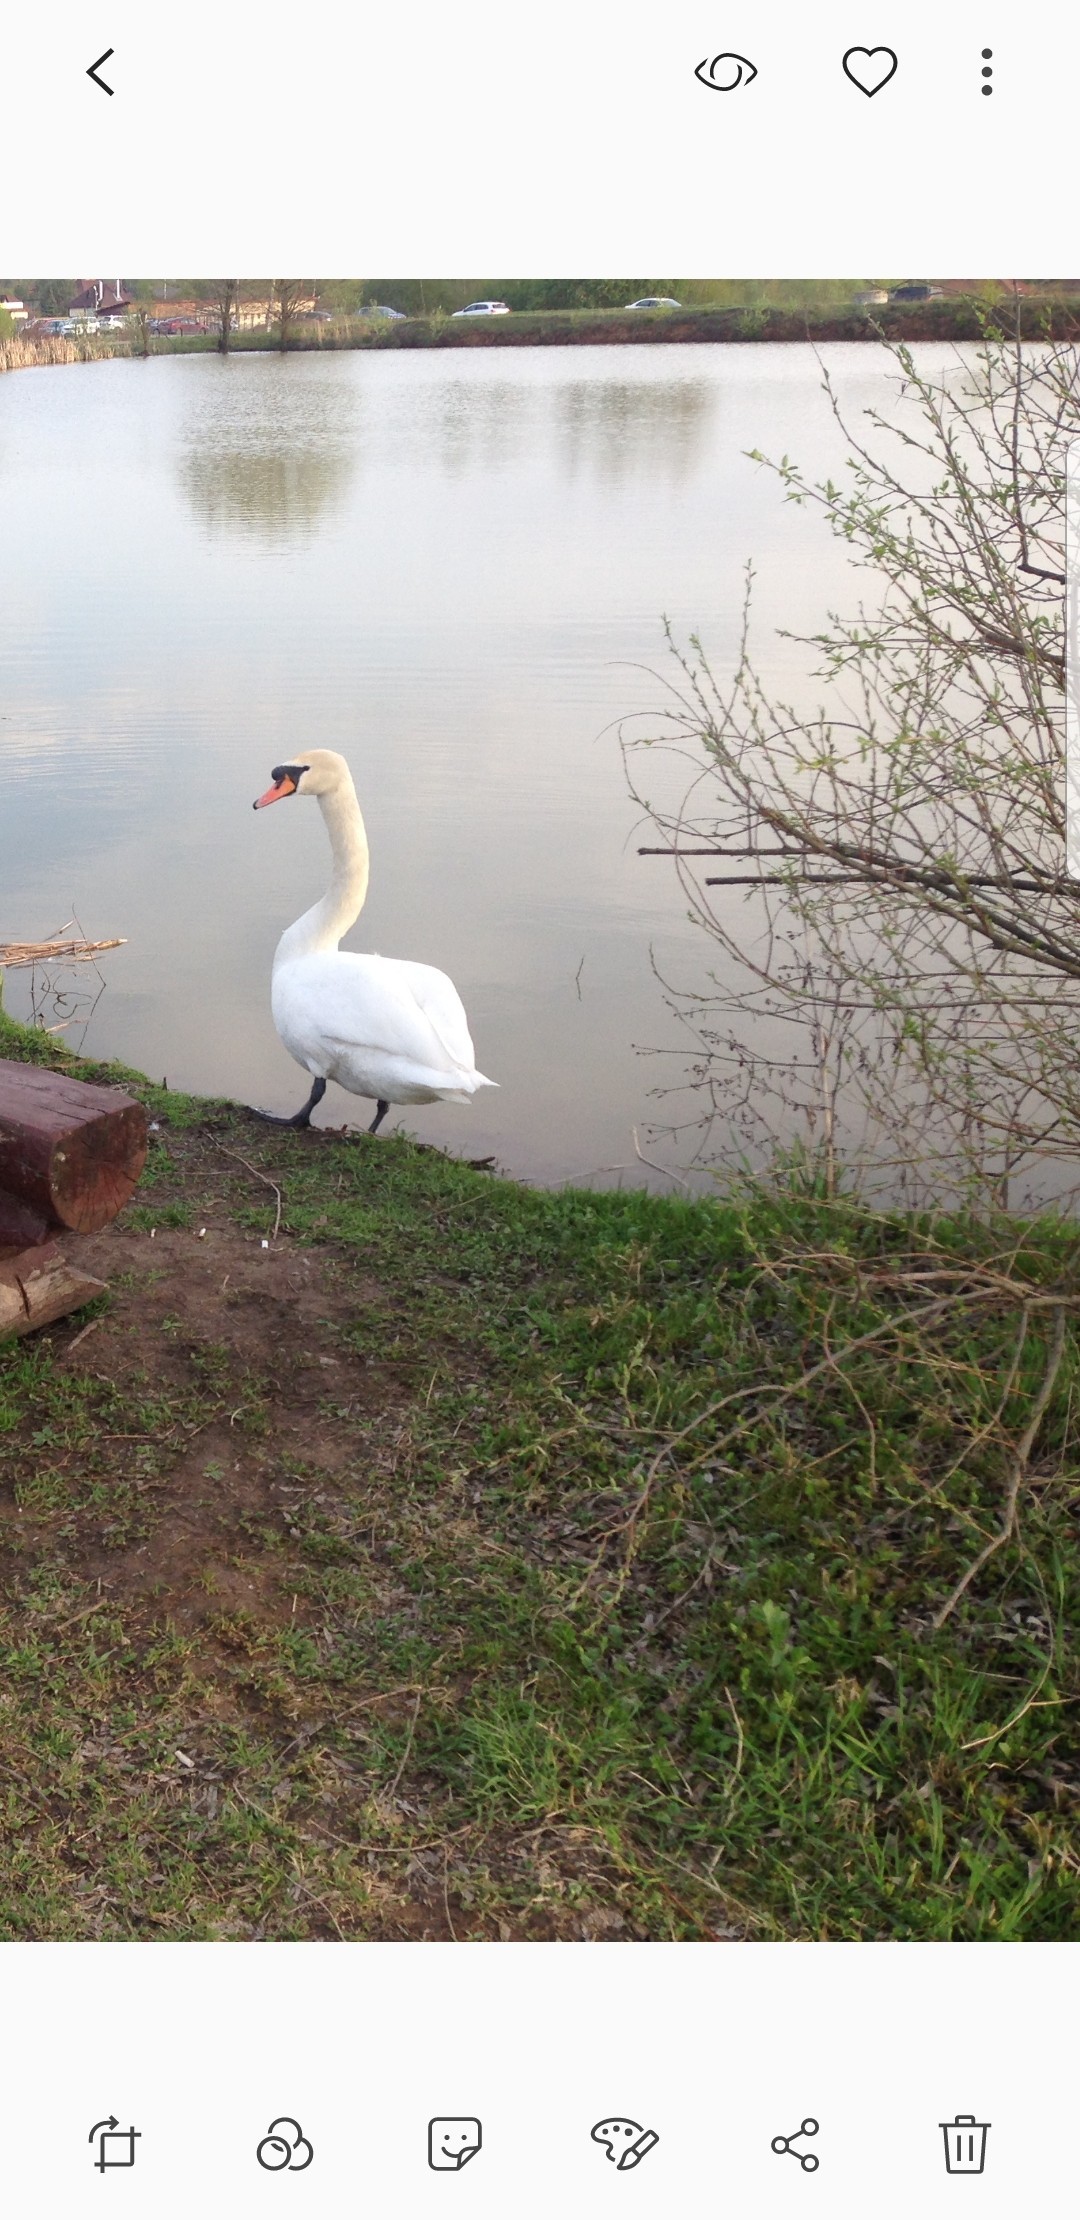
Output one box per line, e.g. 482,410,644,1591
0,1004,1076,1937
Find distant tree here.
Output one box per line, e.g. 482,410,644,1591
33,279,76,316
194,280,241,353
128,280,157,358
273,279,311,352
320,281,365,316
0,308,14,343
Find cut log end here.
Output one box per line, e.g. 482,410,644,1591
0,1242,108,1341
0,1061,147,1234
51,1104,148,1232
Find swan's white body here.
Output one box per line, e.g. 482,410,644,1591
273,950,489,1107
256,749,496,1122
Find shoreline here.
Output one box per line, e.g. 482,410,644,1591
4,296,1078,377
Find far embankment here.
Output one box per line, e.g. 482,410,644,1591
5,292,1080,375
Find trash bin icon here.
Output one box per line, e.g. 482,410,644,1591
940,2115,990,2174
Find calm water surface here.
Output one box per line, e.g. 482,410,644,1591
0,344,933,1184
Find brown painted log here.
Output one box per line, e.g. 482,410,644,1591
0,1191,52,1249
0,1060,147,1233
0,1241,108,1340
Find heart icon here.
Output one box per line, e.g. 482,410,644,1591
842,45,898,95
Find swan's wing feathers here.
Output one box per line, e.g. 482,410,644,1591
279,952,480,1078
388,959,479,1075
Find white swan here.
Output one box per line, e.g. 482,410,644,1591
253,748,497,1133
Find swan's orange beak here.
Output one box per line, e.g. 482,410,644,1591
253,774,297,810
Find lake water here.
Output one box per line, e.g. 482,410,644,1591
0,342,934,1186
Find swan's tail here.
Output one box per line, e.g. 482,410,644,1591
436,1072,499,1105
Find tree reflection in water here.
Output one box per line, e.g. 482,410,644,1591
179,358,359,541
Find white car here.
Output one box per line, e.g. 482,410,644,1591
625,296,681,310
451,299,510,317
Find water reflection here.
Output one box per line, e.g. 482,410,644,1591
425,378,539,477
179,359,359,540
557,377,715,483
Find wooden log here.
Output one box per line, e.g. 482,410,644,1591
0,1191,52,1249
0,1060,146,1233
0,1241,108,1341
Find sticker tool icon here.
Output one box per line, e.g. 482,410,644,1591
429,2119,482,2171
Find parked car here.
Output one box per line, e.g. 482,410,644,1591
625,296,681,310
362,304,407,320
889,284,943,303
451,300,510,317
854,288,889,306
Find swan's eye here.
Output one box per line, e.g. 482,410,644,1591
271,763,309,789
694,51,757,90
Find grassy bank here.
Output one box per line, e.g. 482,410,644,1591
0,1008,1077,1938
7,297,1080,381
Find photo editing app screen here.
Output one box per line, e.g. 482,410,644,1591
1,0,1077,2212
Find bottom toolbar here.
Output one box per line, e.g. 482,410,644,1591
0,1943,1067,2220
75,2107,999,2179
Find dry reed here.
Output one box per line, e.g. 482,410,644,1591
0,335,128,375
0,938,126,967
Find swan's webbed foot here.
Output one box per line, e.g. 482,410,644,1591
368,1099,390,1135
250,1076,327,1129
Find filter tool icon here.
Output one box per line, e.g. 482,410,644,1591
940,2115,991,2174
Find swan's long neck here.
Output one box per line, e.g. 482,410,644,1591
274,775,370,966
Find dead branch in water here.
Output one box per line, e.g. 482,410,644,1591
0,938,126,968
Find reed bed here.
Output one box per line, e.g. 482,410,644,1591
0,335,127,375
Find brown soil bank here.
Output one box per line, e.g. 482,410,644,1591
350,299,1080,349
10,300,1080,378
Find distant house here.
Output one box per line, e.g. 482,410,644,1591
70,280,135,323
0,297,28,323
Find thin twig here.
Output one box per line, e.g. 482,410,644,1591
724,1685,745,1778
631,1126,691,1191
385,1692,422,1801
960,1693,1075,1753
210,1140,283,1239
443,1844,458,1940
64,1317,103,1355
932,1305,1068,1630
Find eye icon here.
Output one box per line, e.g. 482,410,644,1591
694,51,757,90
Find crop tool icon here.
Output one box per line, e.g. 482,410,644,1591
88,2118,141,2171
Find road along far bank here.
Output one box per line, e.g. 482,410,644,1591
0,1002,1076,1940
7,294,1080,374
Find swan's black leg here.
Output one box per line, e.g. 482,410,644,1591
250,1076,327,1129
368,1099,390,1135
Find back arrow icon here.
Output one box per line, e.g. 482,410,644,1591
87,48,115,93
